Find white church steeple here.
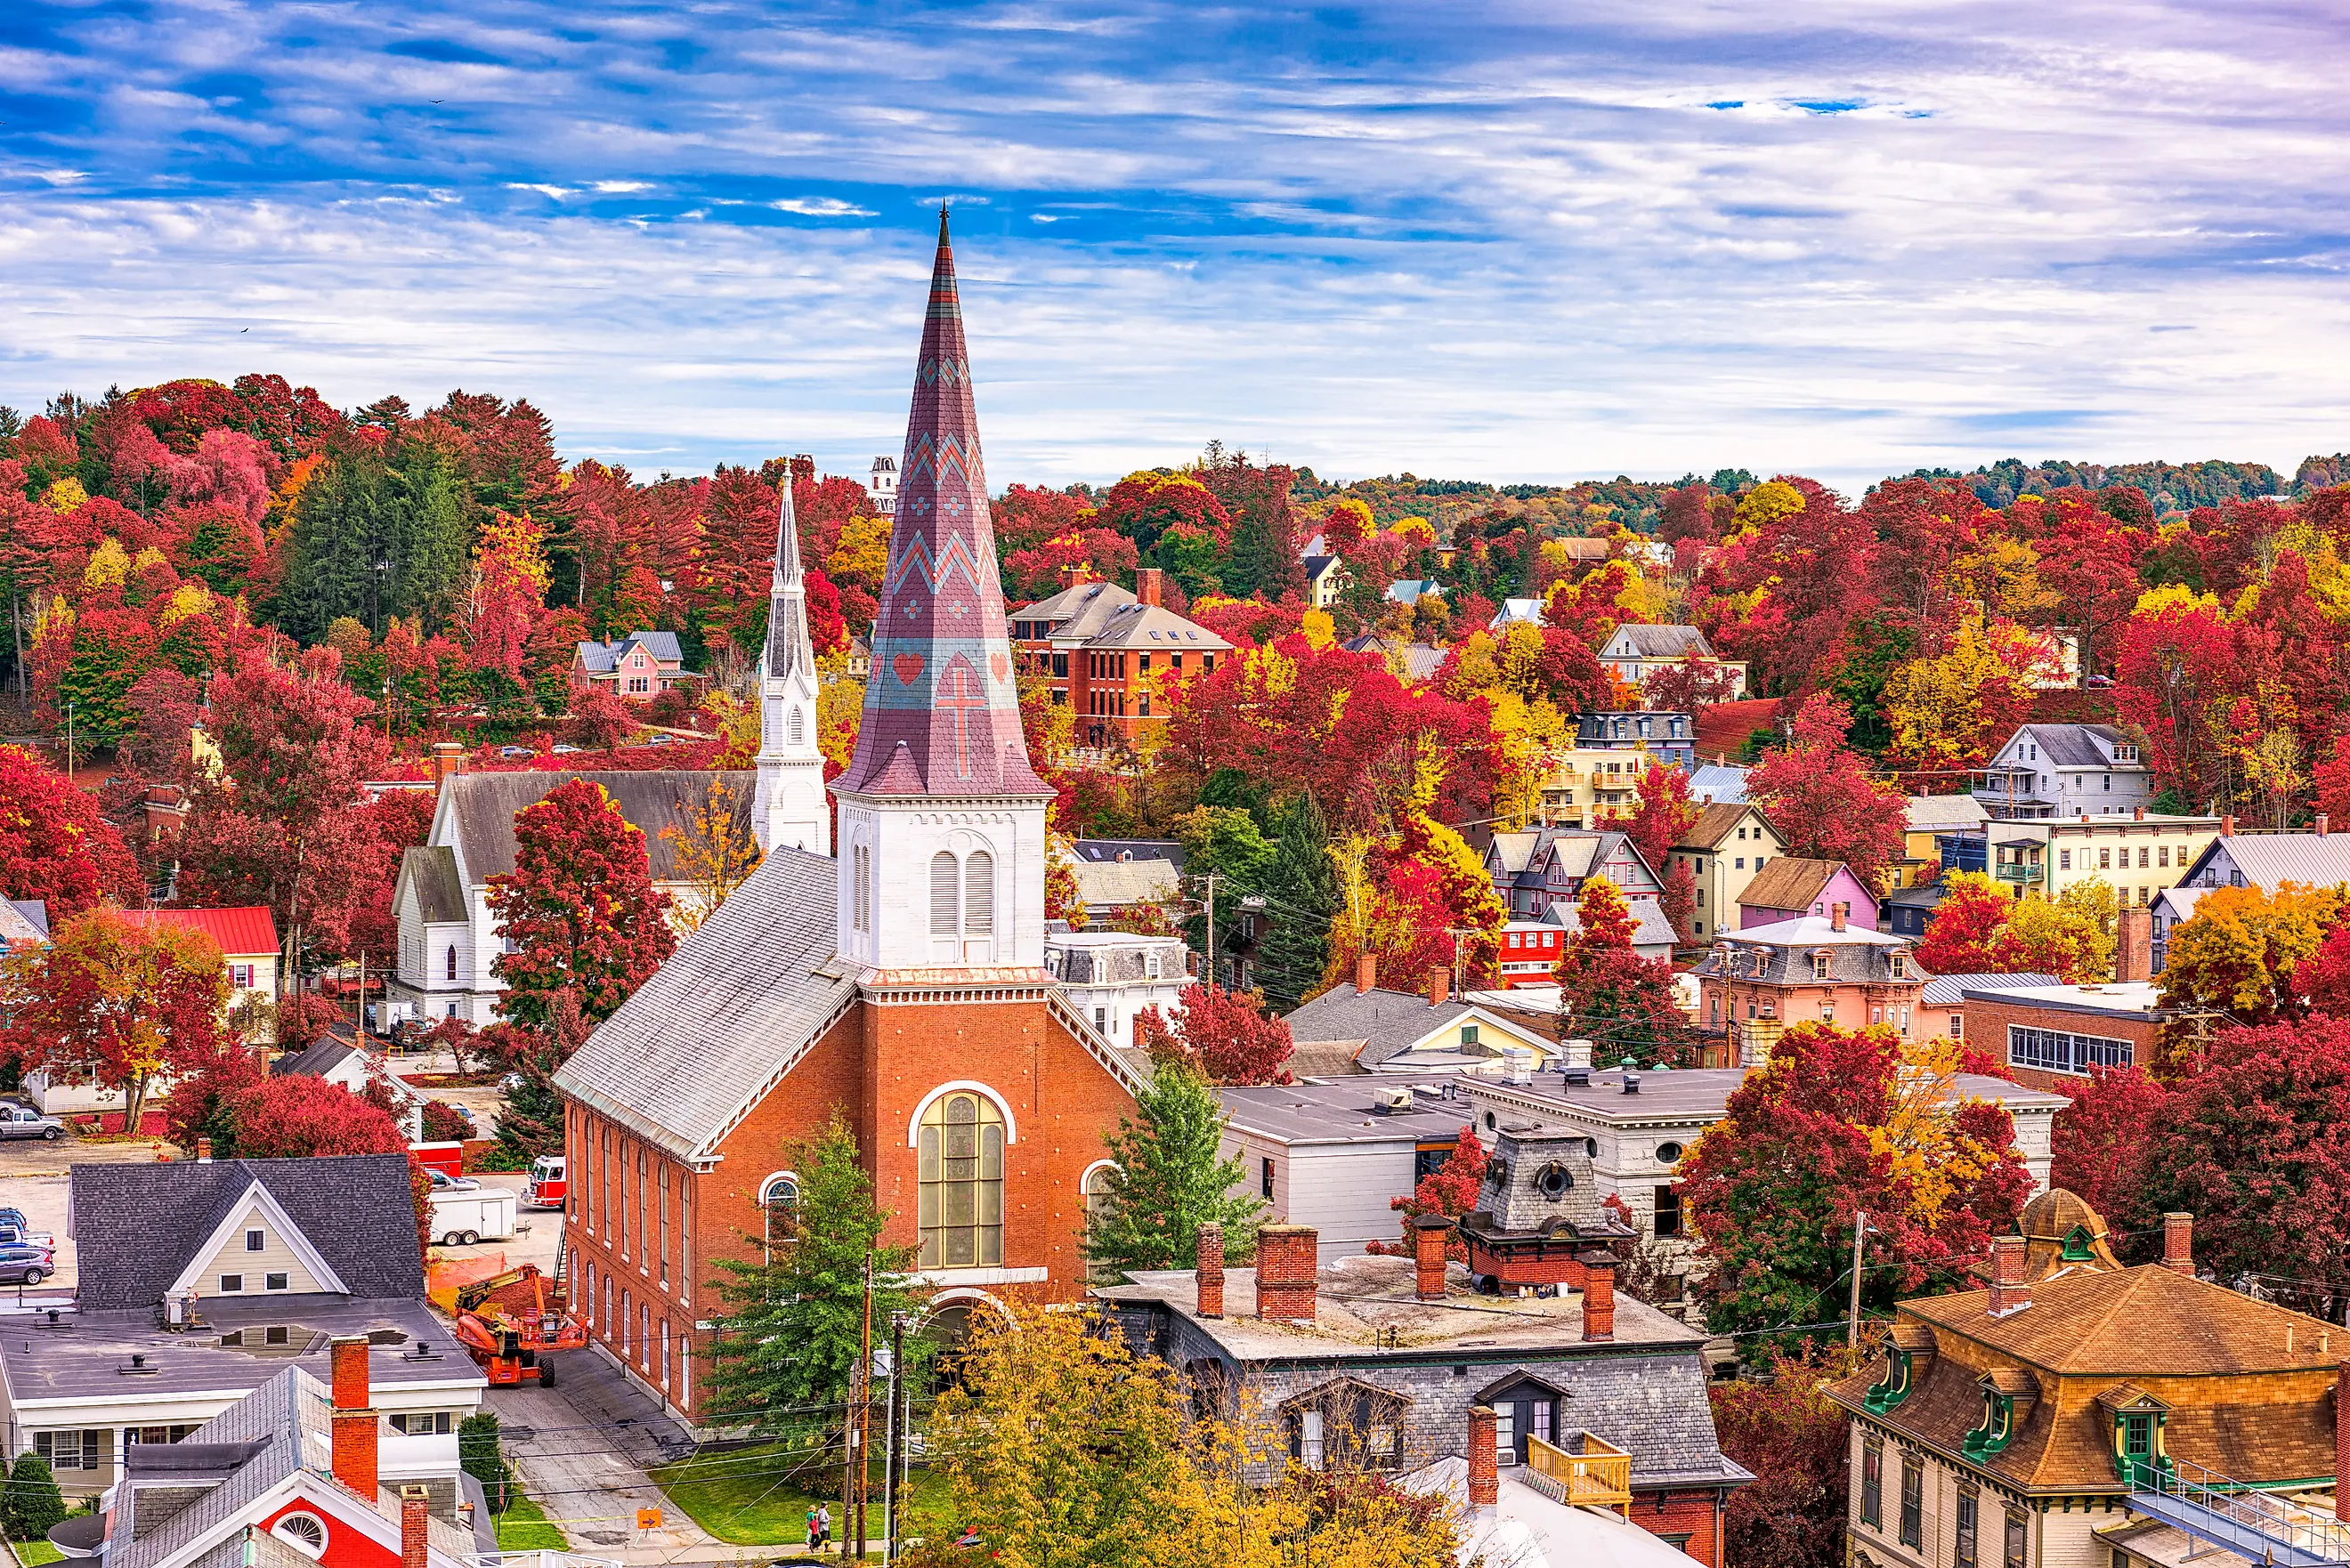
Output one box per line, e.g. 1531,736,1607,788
754,470,830,855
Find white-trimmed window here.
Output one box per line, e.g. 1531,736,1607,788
272,1513,328,1559
918,1091,1004,1268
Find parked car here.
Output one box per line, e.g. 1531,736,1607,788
0,1105,65,1142
0,1244,53,1285
550,743,581,755
426,1168,479,1193
496,745,536,759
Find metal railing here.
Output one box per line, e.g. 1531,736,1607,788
1523,1432,1633,1515
2132,1453,2350,1566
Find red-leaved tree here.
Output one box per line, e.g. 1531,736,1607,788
2046,1064,2170,1240
1554,878,1689,1066
486,779,677,1038
1912,873,2013,975
1365,1125,1488,1261
1135,985,1293,1086
227,1075,409,1158
0,743,144,917
1745,692,1908,888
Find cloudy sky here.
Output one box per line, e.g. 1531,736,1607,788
1,1,2345,493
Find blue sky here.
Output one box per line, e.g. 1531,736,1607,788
2,1,2346,494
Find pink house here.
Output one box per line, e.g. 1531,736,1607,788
1738,857,1880,931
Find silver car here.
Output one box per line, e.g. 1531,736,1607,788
0,1105,63,1142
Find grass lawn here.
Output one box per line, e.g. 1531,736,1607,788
493,1494,570,1551
652,1443,957,1548
12,1540,63,1566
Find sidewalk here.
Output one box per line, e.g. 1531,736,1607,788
490,1346,731,1565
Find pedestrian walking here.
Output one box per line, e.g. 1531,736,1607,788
806,1504,818,1553
816,1503,831,1552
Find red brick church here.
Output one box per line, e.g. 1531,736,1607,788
553,213,1146,1424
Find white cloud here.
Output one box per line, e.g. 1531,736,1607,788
593,180,652,193
770,197,878,217
505,182,571,199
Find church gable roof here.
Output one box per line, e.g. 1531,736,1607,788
442,770,754,886
551,846,859,1162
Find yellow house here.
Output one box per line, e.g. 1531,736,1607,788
1990,812,2224,908
1668,803,1785,941
1539,746,1654,828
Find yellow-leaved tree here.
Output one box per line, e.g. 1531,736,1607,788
2155,881,2342,1056
657,776,762,931
917,1304,1461,1568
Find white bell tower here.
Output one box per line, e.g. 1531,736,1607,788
754,473,829,855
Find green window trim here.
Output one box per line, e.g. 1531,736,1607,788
1963,1390,2021,1460
1865,1346,1916,1412
2111,1410,2173,1489
2060,1226,2097,1262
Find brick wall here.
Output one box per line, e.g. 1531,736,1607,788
1960,995,2161,1095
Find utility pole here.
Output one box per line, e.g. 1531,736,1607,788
1202,871,1220,990
1847,1211,1872,1349
846,1253,872,1558
1444,925,1475,999
65,699,74,782
884,1312,906,1564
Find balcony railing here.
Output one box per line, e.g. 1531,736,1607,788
2128,1453,2350,1567
1523,1432,1632,1516
1993,861,2040,884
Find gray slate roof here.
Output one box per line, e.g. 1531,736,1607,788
70,1154,426,1311
1073,837,1186,869
2017,723,2136,769
577,631,685,673
1907,794,1990,830
398,845,466,924
1536,895,1676,950
1689,915,1917,987
1468,1128,1614,1236
1282,986,1479,1069
1607,624,1713,659
1918,972,2059,1006
272,1036,361,1079
551,846,859,1162
8,900,48,937
443,770,755,885
108,1367,318,1568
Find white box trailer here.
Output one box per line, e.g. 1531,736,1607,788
367,1000,417,1036
427,1185,520,1247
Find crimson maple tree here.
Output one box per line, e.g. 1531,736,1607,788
1552,877,1688,1065
1744,692,1908,886
0,743,143,917
1135,984,1293,1086
486,779,677,1038
1366,1125,1488,1261
227,1074,410,1158
2046,1064,2170,1237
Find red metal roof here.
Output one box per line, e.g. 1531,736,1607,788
130,906,279,958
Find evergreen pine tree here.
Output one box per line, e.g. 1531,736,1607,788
701,1114,931,1445
7,1451,67,1540
1254,791,1339,1010
457,1413,513,1513
1086,1063,1265,1277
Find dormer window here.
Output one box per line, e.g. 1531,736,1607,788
1890,952,1908,979
1811,951,1833,981
2114,744,2137,763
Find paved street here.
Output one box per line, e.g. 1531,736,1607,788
490,1344,766,1566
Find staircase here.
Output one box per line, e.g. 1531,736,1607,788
2128,1456,2350,1567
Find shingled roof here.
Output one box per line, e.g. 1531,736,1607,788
69,1154,426,1311
550,846,860,1162
1738,856,1847,914
396,845,465,924
1828,1265,2346,1491
441,770,754,886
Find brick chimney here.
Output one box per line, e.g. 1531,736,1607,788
1356,953,1378,995
2222,815,2235,837
430,740,466,785
1427,967,1449,1008
1467,1406,1499,1509
195,1136,212,1163
2163,1211,2195,1275
1580,1250,1617,1341
1254,1224,1318,1323
400,1485,431,1568
2114,907,2152,985
1987,1236,2030,1316
2134,805,2146,821
1830,902,1848,933
1136,567,1164,608
1195,1224,1225,1320
1412,1213,1451,1302
2321,814,2331,838
329,1335,378,1499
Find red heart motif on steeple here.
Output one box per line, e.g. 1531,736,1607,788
894,654,926,686
990,652,1009,683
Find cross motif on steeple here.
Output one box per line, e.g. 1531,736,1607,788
936,659,987,780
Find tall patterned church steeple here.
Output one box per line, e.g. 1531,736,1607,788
836,210,1047,800
754,467,828,853
836,211,1049,974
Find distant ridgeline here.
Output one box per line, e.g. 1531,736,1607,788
1891,454,2350,511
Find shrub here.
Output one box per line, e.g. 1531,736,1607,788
8,1451,68,1540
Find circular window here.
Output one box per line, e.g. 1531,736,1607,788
1657,1142,1685,1165
272,1514,328,1559
1535,1163,1574,1200
1584,1137,1599,1159
1484,1111,1497,1131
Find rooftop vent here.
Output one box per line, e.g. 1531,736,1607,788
119,1352,158,1376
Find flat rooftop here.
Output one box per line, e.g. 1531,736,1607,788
0,1296,486,1406
1220,1084,1473,1144
1099,1253,1701,1361
1466,1066,2068,1127
1957,980,2160,1018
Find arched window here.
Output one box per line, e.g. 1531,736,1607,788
918,1092,1003,1268
964,852,994,937
445,945,458,982
931,853,959,936
1083,1161,1118,1283
788,707,805,747
271,1514,328,1559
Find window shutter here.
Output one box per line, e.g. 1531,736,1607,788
965,852,995,934
930,853,959,934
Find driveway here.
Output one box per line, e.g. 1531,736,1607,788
490,1345,744,1564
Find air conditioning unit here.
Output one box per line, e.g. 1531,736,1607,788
1372,1086,1414,1114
